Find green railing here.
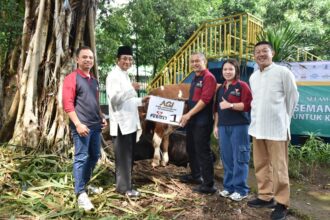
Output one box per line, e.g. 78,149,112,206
148,13,263,90
294,47,321,61
99,84,107,105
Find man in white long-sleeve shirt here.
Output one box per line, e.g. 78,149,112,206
106,46,148,197
247,41,299,220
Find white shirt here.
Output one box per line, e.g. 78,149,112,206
106,65,142,137
249,63,299,141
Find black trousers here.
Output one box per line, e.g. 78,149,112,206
186,123,215,187
113,127,136,193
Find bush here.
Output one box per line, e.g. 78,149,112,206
289,133,330,180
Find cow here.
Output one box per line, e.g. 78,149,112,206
103,83,218,167
139,84,190,167
134,129,189,167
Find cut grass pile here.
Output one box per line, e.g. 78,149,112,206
0,146,196,219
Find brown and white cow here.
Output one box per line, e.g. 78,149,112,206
139,84,190,167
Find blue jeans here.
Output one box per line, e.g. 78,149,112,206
71,128,101,195
218,125,250,196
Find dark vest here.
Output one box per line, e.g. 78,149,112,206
216,81,250,126
73,73,102,130
188,74,214,125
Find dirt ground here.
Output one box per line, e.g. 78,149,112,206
1,135,328,219
130,159,330,220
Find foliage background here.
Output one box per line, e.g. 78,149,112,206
0,0,24,71
96,0,330,81
0,1,329,218
1,0,329,81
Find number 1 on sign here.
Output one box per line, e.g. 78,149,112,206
170,114,177,122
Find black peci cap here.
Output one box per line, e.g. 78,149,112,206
117,46,133,57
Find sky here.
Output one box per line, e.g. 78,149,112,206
111,0,131,6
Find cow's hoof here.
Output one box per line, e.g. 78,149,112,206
151,160,160,167
162,152,169,167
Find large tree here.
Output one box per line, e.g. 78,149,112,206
0,0,98,150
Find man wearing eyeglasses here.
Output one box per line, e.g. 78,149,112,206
106,46,148,197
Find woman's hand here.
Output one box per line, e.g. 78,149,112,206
220,97,233,110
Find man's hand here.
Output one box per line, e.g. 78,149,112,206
76,123,90,137
101,118,107,129
180,113,191,127
142,95,150,103
132,82,140,91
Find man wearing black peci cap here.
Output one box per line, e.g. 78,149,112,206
106,46,149,197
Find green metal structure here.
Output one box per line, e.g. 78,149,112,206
147,12,321,90
148,13,263,90
100,13,321,104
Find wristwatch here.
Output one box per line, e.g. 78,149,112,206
230,103,234,108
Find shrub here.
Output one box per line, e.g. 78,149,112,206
289,133,330,180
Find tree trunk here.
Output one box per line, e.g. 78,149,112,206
0,0,99,152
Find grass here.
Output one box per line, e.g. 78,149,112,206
0,145,194,219
1,133,328,219
288,133,330,180
0,146,122,218
0,147,85,219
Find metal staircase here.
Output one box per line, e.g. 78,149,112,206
292,46,321,62
147,12,322,90
98,13,323,104
148,13,263,90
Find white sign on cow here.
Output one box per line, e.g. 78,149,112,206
146,95,185,126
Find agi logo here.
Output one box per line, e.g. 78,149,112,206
157,100,176,112
159,100,175,108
